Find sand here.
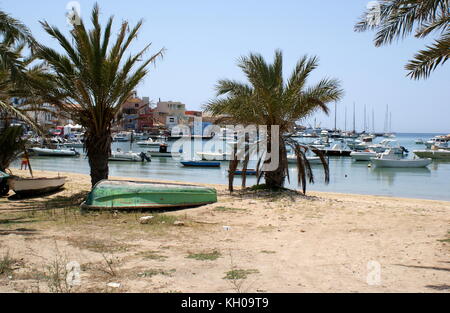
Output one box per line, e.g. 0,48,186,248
0,169,448,293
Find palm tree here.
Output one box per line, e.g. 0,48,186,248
355,0,450,79
33,4,164,187
205,50,343,192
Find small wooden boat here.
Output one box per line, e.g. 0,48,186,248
370,149,432,168
181,161,221,168
81,180,218,210
31,147,80,157
8,176,66,196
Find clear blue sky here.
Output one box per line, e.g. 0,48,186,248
2,0,449,133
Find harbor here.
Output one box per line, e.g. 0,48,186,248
12,132,450,201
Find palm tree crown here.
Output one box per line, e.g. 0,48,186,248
355,0,450,79
205,50,343,192
34,4,164,186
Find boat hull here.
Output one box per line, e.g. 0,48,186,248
370,158,432,168
351,152,377,161
181,161,221,168
9,177,66,196
81,180,218,210
413,150,450,160
31,148,79,157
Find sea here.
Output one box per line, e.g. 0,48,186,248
12,133,450,201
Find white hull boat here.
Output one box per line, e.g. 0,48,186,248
31,147,80,157
350,151,378,161
413,149,450,160
9,176,66,196
109,151,150,162
370,150,431,168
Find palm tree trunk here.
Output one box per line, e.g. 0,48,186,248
86,130,111,187
264,134,286,189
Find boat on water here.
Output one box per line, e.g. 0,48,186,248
137,138,165,148
181,161,221,168
425,136,448,149
109,150,151,162
368,139,407,154
370,149,432,168
234,169,258,176
415,139,424,145
8,176,66,197
113,132,132,142
147,145,179,158
80,180,218,210
413,149,450,160
31,147,80,157
319,143,352,157
350,150,378,161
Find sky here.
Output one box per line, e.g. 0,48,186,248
1,0,449,133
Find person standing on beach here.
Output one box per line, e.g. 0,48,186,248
20,155,29,170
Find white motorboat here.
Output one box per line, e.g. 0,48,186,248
413,149,450,160
63,141,84,148
370,149,432,168
113,132,132,142
109,150,151,162
31,147,80,157
350,150,378,161
368,139,405,154
8,176,66,196
425,136,448,149
137,138,165,147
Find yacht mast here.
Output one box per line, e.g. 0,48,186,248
353,102,356,134
334,101,337,131
364,104,367,133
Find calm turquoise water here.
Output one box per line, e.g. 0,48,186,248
13,133,450,201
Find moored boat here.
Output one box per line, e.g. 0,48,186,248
137,138,165,148
31,147,80,157
81,180,218,210
109,150,151,162
196,151,231,161
370,149,432,168
287,155,324,165
181,161,221,168
350,150,378,161
413,149,450,160
234,169,258,176
8,176,66,196
319,144,352,157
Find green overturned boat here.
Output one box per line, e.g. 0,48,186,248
81,180,217,210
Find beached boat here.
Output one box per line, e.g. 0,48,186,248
109,150,151,162
413,149,450,160
181,161,221,168
370,150,432,168
350,150,378,161
31,147,80,157
8,176,66,196
0,171,10,196
81,180,217,210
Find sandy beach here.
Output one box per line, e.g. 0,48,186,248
0,169,448,293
